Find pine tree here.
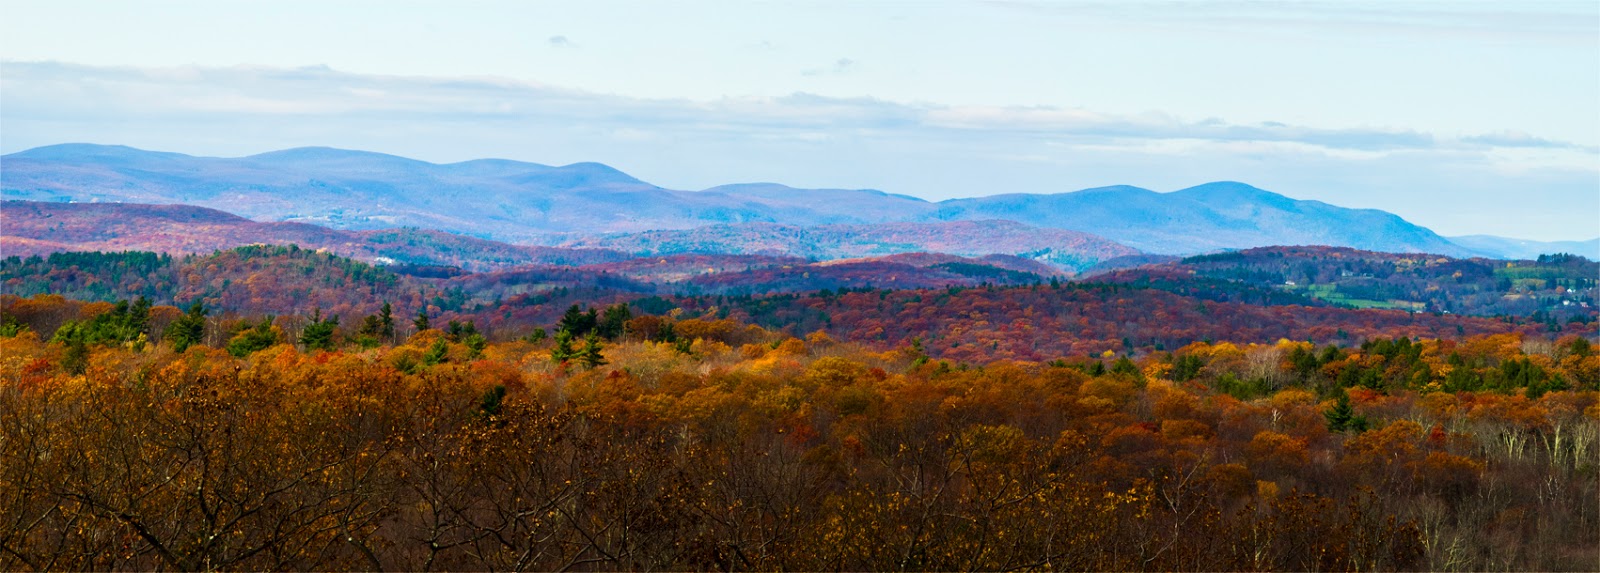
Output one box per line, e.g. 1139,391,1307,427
378,302,395,341
126,296,152,341
1324,392,1368,433
226,316,281,357
579,332,607,368
463,333,487,359
167,301,207,352
423,337,449,366
299,310,340,352
446,320,477,342
61,337,89,375
414,309,430,332
356,314,386,349
598,303,632,339
478,385,507,418
551,329,575,364
558,304,598,337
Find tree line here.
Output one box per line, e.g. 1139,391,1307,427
1,301,1596,570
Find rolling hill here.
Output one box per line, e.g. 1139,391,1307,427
1447,234,1600,260
2,143,1506,257
0,200,630,271
1,201,1068,298
1,200,1127,273
561,219,1134,273
1088,245,1597,319
924,181,1472,256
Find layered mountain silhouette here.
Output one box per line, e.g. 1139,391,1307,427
0,200,630,271
0,200,1065,292
2,198,1128,274
3,143,1572,261
560,220,1136,271
1446,235,1600,261
926,182,1470,255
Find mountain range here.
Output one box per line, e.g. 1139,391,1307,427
0,200,1076,294
3,143,1593,262
1445,235,1600,262
560,220,1136,270
0,199,629,271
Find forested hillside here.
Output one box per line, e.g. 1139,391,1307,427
3,244,1596,571
1,200,631,271
8,247,1584,361
562,220,1136,273
1093,246,1596,321
1,297,1596,570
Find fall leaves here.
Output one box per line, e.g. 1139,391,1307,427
2,308,1597,570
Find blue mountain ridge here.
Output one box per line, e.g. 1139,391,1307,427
3,143,1572,259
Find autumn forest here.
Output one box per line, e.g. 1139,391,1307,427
0,243,1597,572
6,2,1598,569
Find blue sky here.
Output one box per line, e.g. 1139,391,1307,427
2,1,1596,240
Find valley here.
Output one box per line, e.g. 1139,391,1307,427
1,144,1596,572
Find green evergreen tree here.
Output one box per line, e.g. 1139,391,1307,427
551,329,576,364
166,301,208,352
61,337,89,375
1111,356,1142,379
1324,392,1368,433
478,384,507,418
423,337,449,366
299,310,340,352
446,320,478,342
463,333,487,360
119,296,152,343
226,316,281,357
558,304,597,337
356,314,385,349
0,313,27,338
579,332,607,368
378,302,395,341
51,296,155,348
1172,354,1205,382
598,303,632,339
414,309,430,332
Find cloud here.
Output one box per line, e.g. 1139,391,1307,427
985,1,1599,40
802,57,857,77
1461,130,1592,150
4,61,1586,156
0,61,1594,239
548,35,573,48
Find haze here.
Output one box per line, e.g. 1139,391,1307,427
2,0,1596,240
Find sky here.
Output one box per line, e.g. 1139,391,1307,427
2,0,1597,240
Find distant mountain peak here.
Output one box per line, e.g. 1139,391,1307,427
1066,184,1157,197
4,142,193,162
1173,181,1282,199
551,161,646,184
1,143,1478,258
1186,180,1262,190
1447,234,1600,260
245,146,432,166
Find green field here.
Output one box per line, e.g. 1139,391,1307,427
1281,283,1427,311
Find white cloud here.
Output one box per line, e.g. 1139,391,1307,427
802,57,858,77
4,61,1587,156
